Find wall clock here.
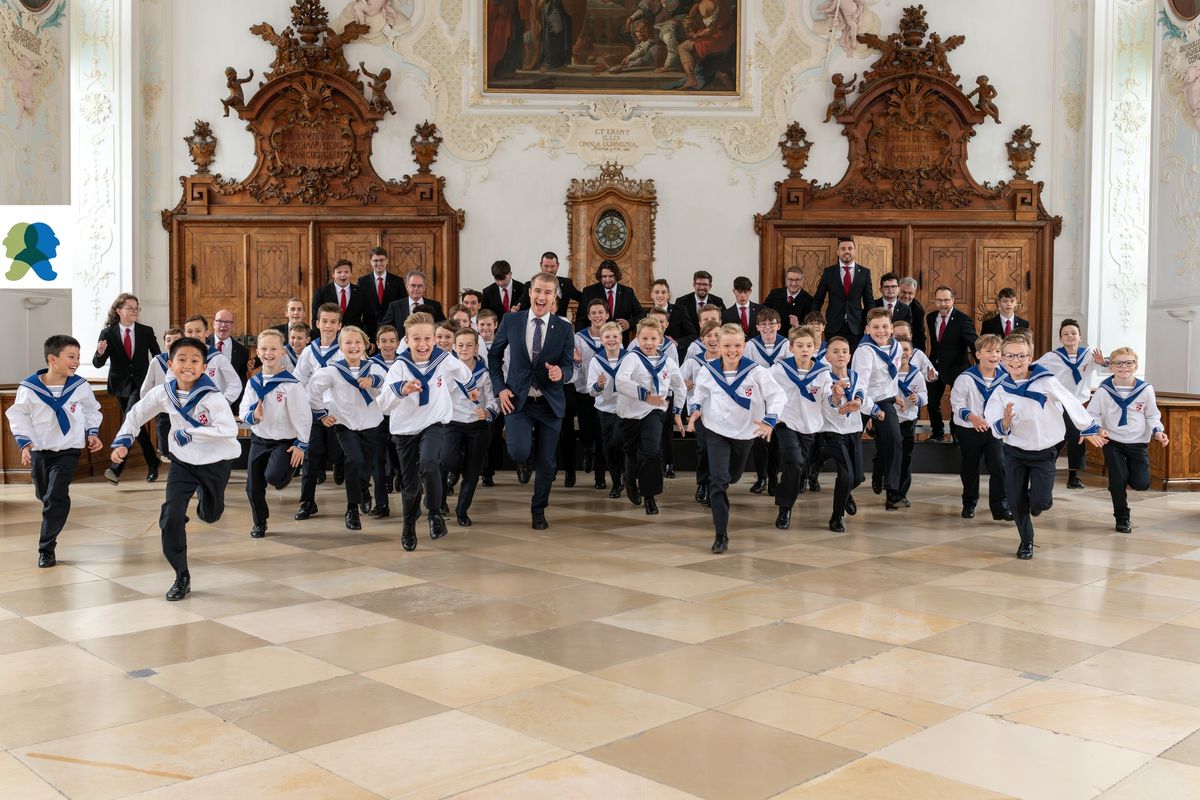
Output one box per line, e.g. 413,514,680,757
594,208,629,257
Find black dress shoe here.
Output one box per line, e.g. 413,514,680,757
627,483,642,507
165,575,191,601
360,497,373,515
695,484,708,503
767,477,778,497
104,467,120,485
582,453,594,473
429,514,448,540
369,506,390,518
146,467,159,483
992,508,1015,521
828,517,845,533
394,474,404,492
316,471,327,485
294,502,318,520
808,477,821,492
532,514,549,530
664,466,676,479
439,499,450,515
345,507,361,530
845,494,857,516
775,507,791,530
250,524,266,539
402,523,417,551
928,434,946,443
962,505,976,519
482,475,495,487
1031,500,1052,517
37,552,55,568
457,513,472,527
333,465,345,485
1115,518,1132,533
749,477,766,494
516,463,532,484
1067,474,1085,489
644,497,659,515
594,478,607,490
608,484,624,499
885,494,902,511
872,474,883,495
711,534,728,554
1016,541,1034,559
564,472,576,488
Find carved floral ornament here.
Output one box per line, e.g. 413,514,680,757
567,162,657,201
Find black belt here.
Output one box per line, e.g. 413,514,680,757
526,394,549,405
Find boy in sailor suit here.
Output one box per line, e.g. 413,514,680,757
645,307,680,480
111,337,240,601
379,312,477,552
7,335,103,568
181,316,243,406
687,323,785,554
818,337,868,532
894,339,927,505
853,308,905,510
614,318,687,516
240,329,309,539
680,321,721,505
306,326,387,532
294,303,344,521
950,333,1011,521
891,320,937,382
1088,347,1169,533
140,326,181,461
575,298,612,490
747,308,788,496
368,324,402,516
284,322,311,370
986,334,1108,559
768,325,830,530
444,327,499,527
684,305,724,361
586,321,627,498
1035,318,1108,489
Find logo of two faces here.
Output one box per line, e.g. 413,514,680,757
4,222,60,282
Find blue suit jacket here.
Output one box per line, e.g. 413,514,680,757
488,311,576,418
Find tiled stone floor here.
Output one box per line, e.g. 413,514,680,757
2,466,1200,799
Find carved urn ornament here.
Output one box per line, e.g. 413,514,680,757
184,120,217,174
411,120,443,174
780,123,812,179
1006,125,1040,180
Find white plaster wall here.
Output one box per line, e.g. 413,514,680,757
0,289,70,379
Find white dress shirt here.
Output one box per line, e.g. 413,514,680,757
140,352,171,397
523,310,555,398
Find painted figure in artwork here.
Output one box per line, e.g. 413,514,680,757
624,0,685,73
677,0,735,90
608,19,664,73
11,54,41,128
818,0,867,58
535,0,574,71
355,0,398,26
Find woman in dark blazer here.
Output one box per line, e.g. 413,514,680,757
92,293,161,483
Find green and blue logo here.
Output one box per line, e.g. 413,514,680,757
4,221,60,282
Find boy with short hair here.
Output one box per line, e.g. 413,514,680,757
747,308,786,495
894,339,927,505
587,320,627,497
725,276,758,336
477,309,498,354
445,327,498,526
685,304,724,360
1035,319,1108,489
8,335,103,568
645,306,680,479
449,305,472,331
891,320,937,382
182,315,242,405
854,307,904,509
286,322,312,368
142,326,182,460
803,310,829,493
368,324,402,512
294,303,344,520
576,298,612,489
769,325,829,529
476,309,502,485
681,320,722,504
950,333,1011,520
819,336,867,532
982,288,1029,338
1088,347,1169,533
111,337,240,600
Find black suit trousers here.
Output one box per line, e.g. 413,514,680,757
621,411,665,499
33,449,80,555
1002,444,1057,547
393,424,447,525
246,436,296,526
160,459,232,578
1103,441,1150,519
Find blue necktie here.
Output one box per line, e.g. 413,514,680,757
532,317,544,362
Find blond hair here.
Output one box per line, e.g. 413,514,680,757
788,325,817,345
636,318,664,336
975,333,1002,352
403,311,435,333
1109,346,1137,362
599,321,622,337
699,320,722,338
718,323,746,341
338,325,370,349
257,328,285,346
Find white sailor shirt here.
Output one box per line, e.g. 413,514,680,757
984,365,1101,450
139,352,171,398
950,365,1007,429
851,337,902,404
586,350,625,414
1088,377,1164,444
450,359,499,424
7,371,102,452
1035,346,1107,403
378,347,473,435
769,358,831,435
689,357,785,440
820,369,867,434
746,336,788,369
238,370,311,451
615,346,686,420
113,377,240,464
895,369,928,423
293,340,342,384
307,359,387,431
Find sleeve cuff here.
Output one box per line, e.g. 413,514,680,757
638,387,648,401
312,408,329,420
85,427,100,438
992,420,1008,437
688,404,701,415
370,373,384,388
294,439,309,453
243,405,257,425
112,435,134,449
762,415,778,429
1153,426,1163,435
1079,422,1101,436
15,436,32,450
959,408,972,422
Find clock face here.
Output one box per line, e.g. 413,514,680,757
595,209,629,256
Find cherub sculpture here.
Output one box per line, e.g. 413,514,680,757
220,67,254,117
967,75,1000,123
359,62,396,115
824,72,859,122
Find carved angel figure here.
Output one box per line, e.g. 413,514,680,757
359,62,396,115
221,67,255,117
966,74,1000,123
818,0,867,58
355,0,397,26
824,71,859,121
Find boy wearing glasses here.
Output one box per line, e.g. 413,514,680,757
1035,319,1108,489
1087,348,1169,533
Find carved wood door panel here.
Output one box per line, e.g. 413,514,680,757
782,238,834,297
975,235,1034,322
380,228,437,280
248,227,307,336
914,236,972,312
184,227,243,323
320,230,377,284
855,235,895,279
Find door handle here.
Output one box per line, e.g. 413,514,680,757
190,264,196,284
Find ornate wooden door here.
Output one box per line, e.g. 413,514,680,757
247,226,307,335
974,234,1035,322
183,227,243,323
913,235,973,312
320,229,377,283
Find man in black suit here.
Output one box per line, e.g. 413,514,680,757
898,277,927,352
312,259,371,331
722,276,763,336
539,251,582,315
272,297,307,338
488,272,577,530
575,260,644,333
811,236,875,349
93,293,161,483
872,272,913,325
379,269,446,329
763,265,813,336
926,285,978,441
667,269,725,349
355,247,406,340
482,259,527,319
980,287,1030,338
209,309,249,404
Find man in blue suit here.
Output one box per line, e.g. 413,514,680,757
488,271,576,529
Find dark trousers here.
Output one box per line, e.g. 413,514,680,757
32,449,80,555
555,385,578,476
833,323,861,353
694,419,710,487
393,424,447,524
370,418,394,509
112,393,160,476
445,420,489,515
661,394,675,469
245,435,295,527
597,410,624,487
484,415,505,479
300,420,343,504
505,400,563,514
160,459,232,578
927,379,949,439
577,391,599,456
775,425,815,509
819,431,863,519
1002,444,1057,547
620,411,665,499
957,425,1007,516
1103,440,1150,519
752,434,779,482
869,399,901,494
706,433,753,538
899,419,916,496
333,425,374,507
1059,410,1086,470
155,413,171,459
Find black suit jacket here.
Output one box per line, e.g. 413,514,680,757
378,297,446,330
575,282,644,330
482,279,528,319
906,299,927,352
93,322,159,399
764,287,813,335
872,298,913,325
723,302,764,336
667,292,726,345
926,308,977,383
811,262,875,337
312,282,371,331
355,271,407,338
980,314,1030,338
554,276,583,308
487,311,576,418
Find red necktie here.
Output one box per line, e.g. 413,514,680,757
123,328,133,359
740,305,748,332
787,294,795,305
502,286,510,312
339,287,348,314
607,289,614,316
377,276,385,306
887,302,893,315
938,315,947,342
1004,318,1012,336
217,339,224,354
842,266,852,297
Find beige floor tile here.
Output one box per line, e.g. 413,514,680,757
927,569,1078,600
77,620,269,670
216,600,392,643
823,647,1030,709
14,709,282,800
691,584,846,619
1057,649,1200,707
594,644,802,708
407,597,577,641
982,602,1162,647
912,623,1105,675
465,674,700,751
0,643,122,693
753,543,877,568
590,565,751,599
0,564,102,592
261,565,425,598
1163,728,1200,767
863,584,1025,621
364,645,577,707
448,754,700,799
587,710,858,800
1171,607,1200,629
496,620,683,671
437,566,584,598
287,620,474,672
300,710,568,799
775,674,960,728
0,617,62,654
977,679,1200,754
598,599,773,644
1118,623,1200,663
0,579,145,616
876,712,1152,800
515,580,667,620
791,601,965,645
705,622,891,672
168,581,322,619
721,688,920,750
1038,584,1199,622
147,646,348,706
110,564,263,595
772,757,1014,799
1097,758,1200,799
27,598,203,642
1038,544,1170,571
126,754,382,799
0,751,67,800
338,581,489,618
1095,571,1200,602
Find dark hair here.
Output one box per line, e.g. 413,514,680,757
370,246,387,258
646,307,669,319
692,270,713,283
804,311,826,325
586,297,609,314
756,308,781,324
837,236,854,245
652,278,670,289
184,314,208,328
316,303,342,320
164,326,183,338
44,334,80,361
879,272,899,286
733,276,753,292
595,260,622,281
104,293,139,327
997,287,1017,301
490,259,512,280
933,285,955,298
288,322,312,336
376,324,399,339
169,336,208,362
1059,318,1081,334
332,258,353,272
412,303,434,315
539,251,559,264
460,288,483,303
437,320,459,333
